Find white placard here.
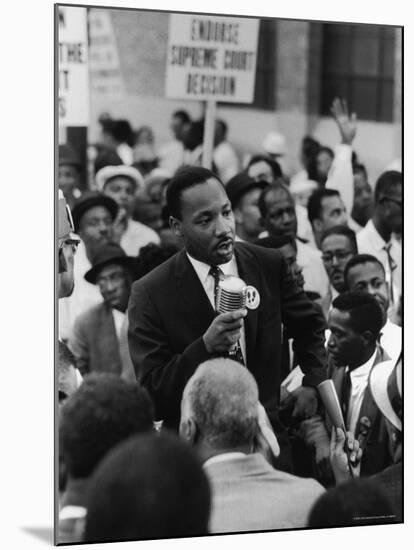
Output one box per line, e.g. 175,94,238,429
165,14,259,103
58,6,89,126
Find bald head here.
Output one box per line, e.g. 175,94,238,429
180,359,259,450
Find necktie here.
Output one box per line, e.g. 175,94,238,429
209,266,245,366
383,242,396,305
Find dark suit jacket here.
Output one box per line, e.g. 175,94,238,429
128,242,327,428
70,302,135,380
330,346,393,476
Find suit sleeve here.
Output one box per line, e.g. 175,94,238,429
68,315,90,377
127,280,211,426
280,256,327,387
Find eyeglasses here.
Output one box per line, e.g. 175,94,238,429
321,251,353,263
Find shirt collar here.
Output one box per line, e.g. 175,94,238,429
347,349,377,380
203,452,247,469
186,252,238,284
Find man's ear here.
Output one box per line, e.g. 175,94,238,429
233,206,243,224
179,417,198,445
169,216,183,237
361,330,376,348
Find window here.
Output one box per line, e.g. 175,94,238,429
321,24,396,122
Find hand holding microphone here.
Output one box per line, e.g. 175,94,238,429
203,309,247,354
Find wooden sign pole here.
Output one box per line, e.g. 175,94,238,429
202,99,216,169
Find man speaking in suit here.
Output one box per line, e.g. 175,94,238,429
128,166,327,429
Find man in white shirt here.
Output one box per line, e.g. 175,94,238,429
213,119,240,184
319,225,358,319
179,358,325,534
95,164,160,256
344,254,402,364
69,242,137,379
302,291,393,478
357,170,402,308
258,182,329,298
308,188,349,249
158,110,191,175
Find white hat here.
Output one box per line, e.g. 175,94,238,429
95,165,145,193
262,132,286,156
369,356,402,432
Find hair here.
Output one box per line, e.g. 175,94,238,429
215,118,228,139
93,147,123,175
247,154,283,179
256,235,297,252
320,224,358,253
258,180,293,218
317,146,334,160
172,109,191,124
331,291,383,339
166,165,224,219
84,432,211,542
374,170,402,202
102,119,135,147
136,243,179,277
183,359,259,449
59,373,154,479
307,188,341,224
353,163,368,178
308,478,395,528
344,253,386,288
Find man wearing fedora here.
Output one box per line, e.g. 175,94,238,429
59,191,118,341
95,165,160,256
69,242,137,380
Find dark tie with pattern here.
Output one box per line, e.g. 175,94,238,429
383,242,396,305
209,266,245,366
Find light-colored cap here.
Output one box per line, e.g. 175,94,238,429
262,131,286,156
95,164,145,193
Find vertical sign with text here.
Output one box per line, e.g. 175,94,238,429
58,6,89,126
165,14,259,103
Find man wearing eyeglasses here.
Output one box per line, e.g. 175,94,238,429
58,190,82,402
59,192,119,341
356,171,402,310
69,242,137,379
319,225,358,319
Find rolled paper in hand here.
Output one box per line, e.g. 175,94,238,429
317,379,346,431
257,403,280,458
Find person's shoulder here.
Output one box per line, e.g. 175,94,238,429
271,468,326,496
74,301,106,327
238,240,284,263
128,219,160,242
132,250,182,291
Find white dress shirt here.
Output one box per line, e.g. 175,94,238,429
112,308,126,341
357,220,402,304
346,350,377,435
380,319,402,364
120,218,160,257
296,239,330,298
59,240,103,341
186,253,246,361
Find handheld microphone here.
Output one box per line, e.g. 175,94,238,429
216,276,260,313
216,276,247,313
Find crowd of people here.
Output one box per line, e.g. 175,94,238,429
57,96,403,544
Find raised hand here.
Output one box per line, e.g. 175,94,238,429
330,97,357,145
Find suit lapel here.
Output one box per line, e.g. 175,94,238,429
234,244,260,366
174,250,216,334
